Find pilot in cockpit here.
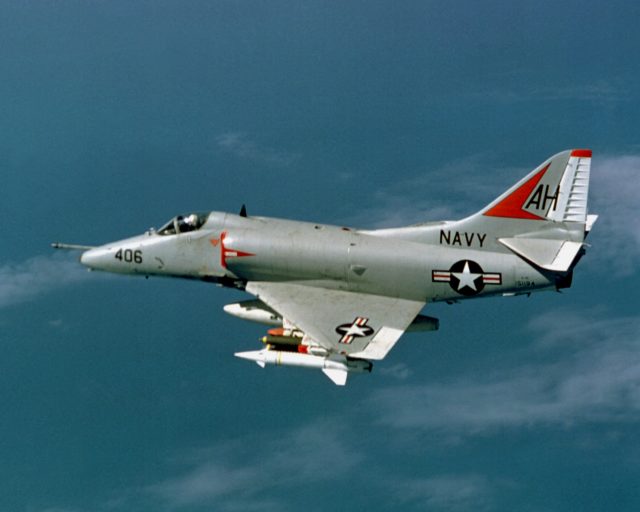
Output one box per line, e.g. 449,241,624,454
158,212,207,236
185,214,199,227
176,213,199,233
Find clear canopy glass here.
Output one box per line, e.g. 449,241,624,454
157,212,209,235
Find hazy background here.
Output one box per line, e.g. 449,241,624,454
1,1,639,510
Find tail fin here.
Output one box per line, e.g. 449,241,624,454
481,149,592,223
456,149,596,272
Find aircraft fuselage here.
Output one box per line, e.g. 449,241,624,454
80,211,556,303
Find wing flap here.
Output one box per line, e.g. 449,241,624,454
349,326,404,360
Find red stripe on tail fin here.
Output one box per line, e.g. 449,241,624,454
483,164,550,220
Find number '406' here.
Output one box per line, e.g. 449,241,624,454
115,249,143,264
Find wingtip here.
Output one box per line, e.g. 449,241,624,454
570,149,592,158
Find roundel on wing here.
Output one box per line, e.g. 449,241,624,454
335,317,374,344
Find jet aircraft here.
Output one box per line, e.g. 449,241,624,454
54,149,596,385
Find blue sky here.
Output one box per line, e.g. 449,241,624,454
1,1,639,511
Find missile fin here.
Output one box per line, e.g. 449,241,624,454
322,368,348,386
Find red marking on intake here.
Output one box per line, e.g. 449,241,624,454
211,232,255,268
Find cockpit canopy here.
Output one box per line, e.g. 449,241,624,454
157,212,209,235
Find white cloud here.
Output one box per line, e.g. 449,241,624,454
149,463,256,509
394,474,493,512
147,420,362,510
370,311,640,434
0,253,94,309
141,420,498,512
587,154,640,275
378,362,413,380
467,80,629,105
216,132,300,168
529,82,628,102
348,152,518,228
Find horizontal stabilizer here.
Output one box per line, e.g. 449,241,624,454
499,237,583,272
586,214,598,235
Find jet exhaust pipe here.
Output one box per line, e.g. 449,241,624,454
234,349,372,386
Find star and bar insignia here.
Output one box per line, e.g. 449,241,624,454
432,259,501,296
335,317,374,344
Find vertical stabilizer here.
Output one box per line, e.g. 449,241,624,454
441,150,595,271
481,149,592,223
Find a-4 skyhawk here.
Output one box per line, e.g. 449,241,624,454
54,149,596,385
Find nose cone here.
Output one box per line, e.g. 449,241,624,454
80,247,110,270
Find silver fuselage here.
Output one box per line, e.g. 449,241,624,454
80,211,558,303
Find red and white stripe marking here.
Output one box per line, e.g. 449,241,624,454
432,271,451,282
339,317,369,344
482,273,502,284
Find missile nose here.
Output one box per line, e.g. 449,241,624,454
234,350,267,368
234,350,261,362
